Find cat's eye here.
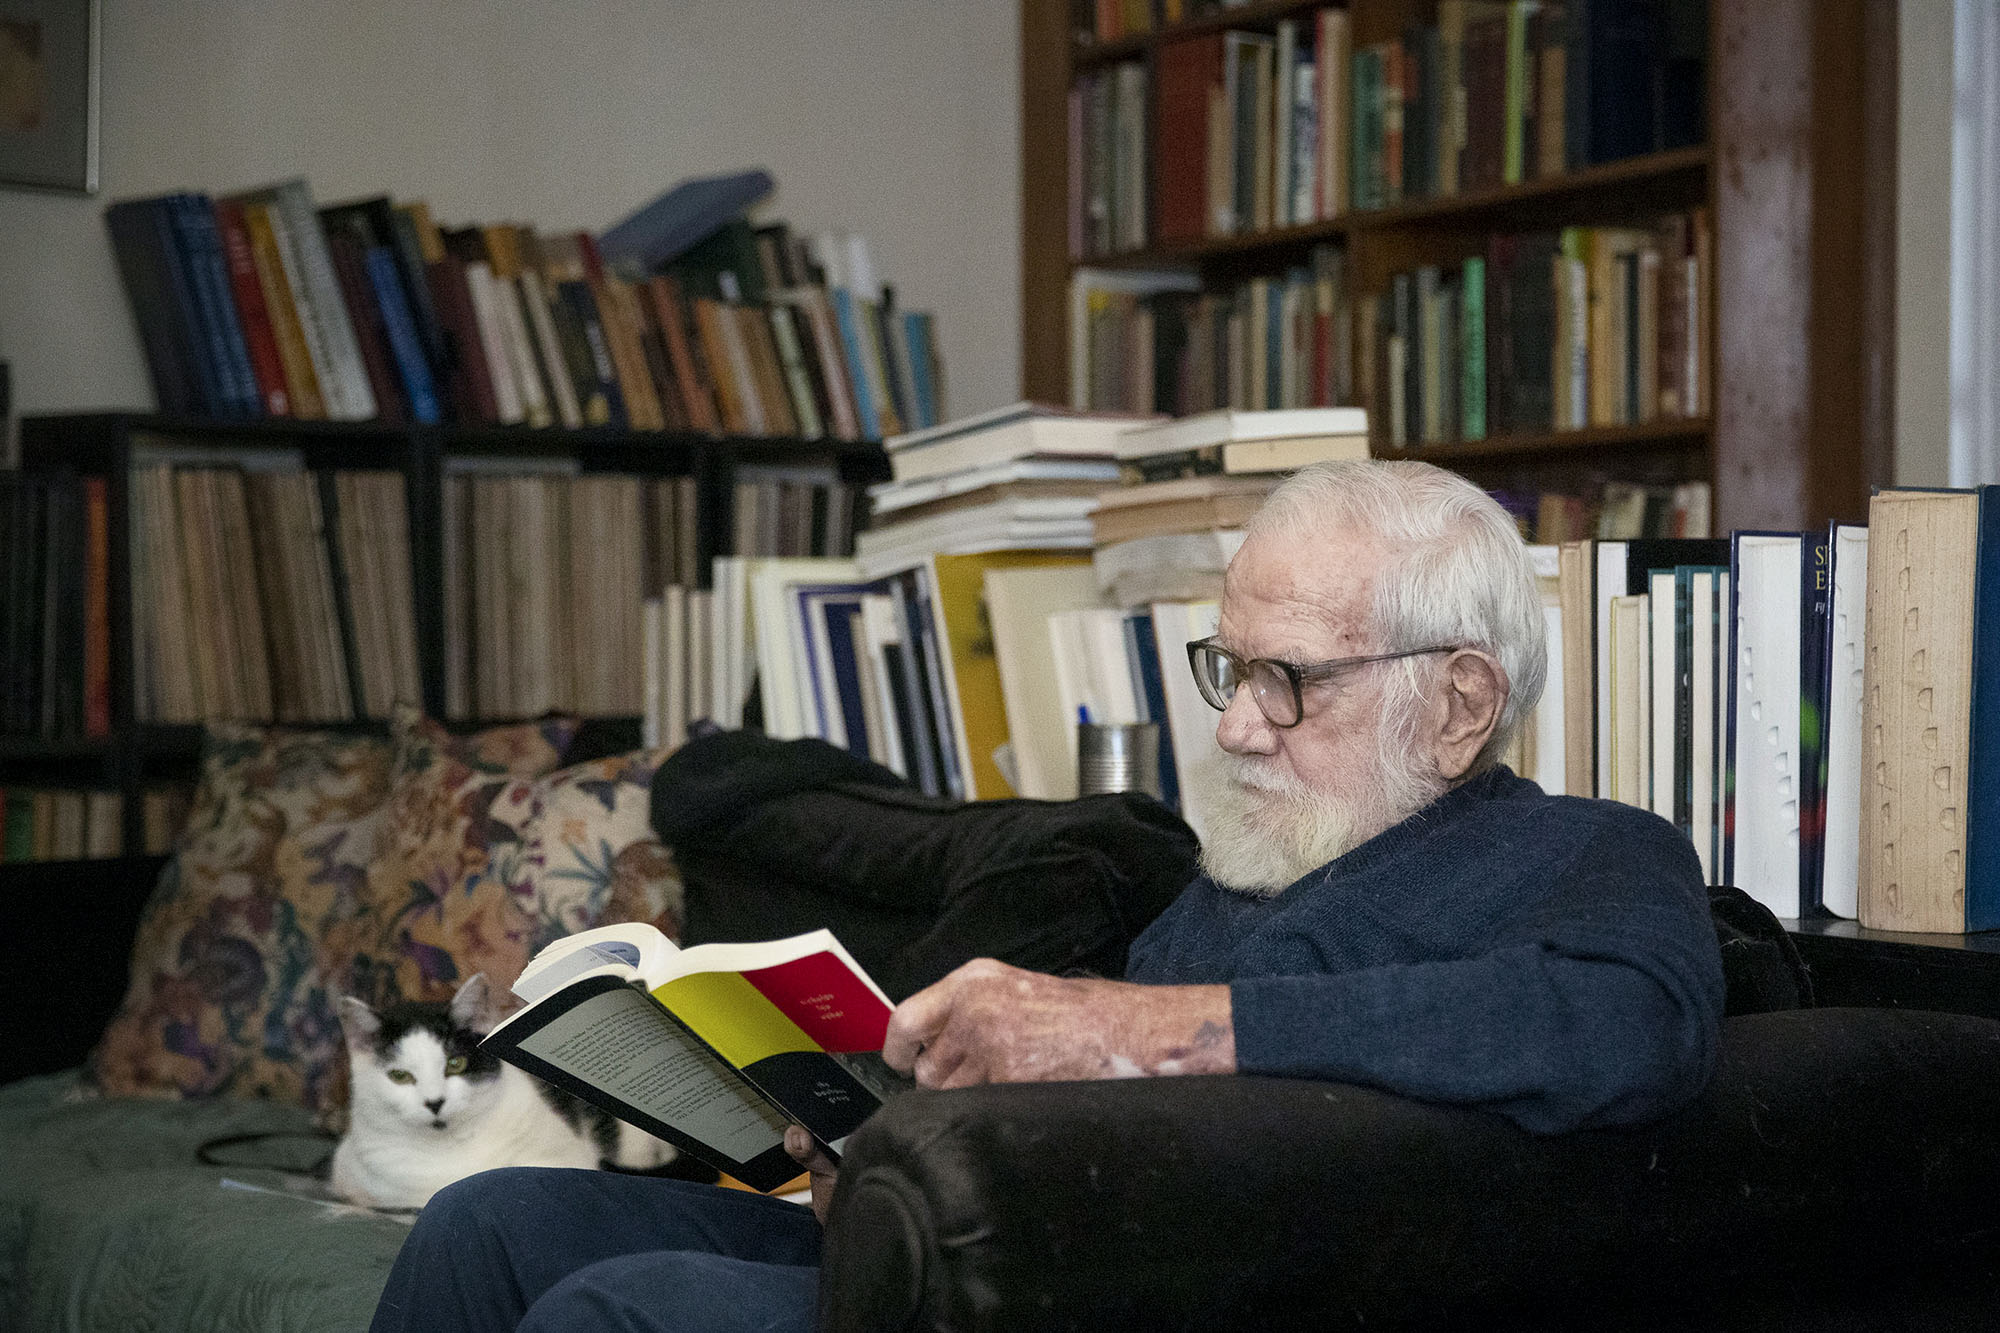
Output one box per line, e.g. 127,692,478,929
387,1069,415,1085
444,1056,468,1076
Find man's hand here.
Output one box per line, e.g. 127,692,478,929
881,958,1235,1089
783,1124,838,1226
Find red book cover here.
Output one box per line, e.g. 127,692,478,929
212,199,292,416
1153,35,1224,245
82,477,111,737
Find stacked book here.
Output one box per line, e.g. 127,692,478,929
102,174,943,439
1092,407,1369,606
852,403,1141,576
127,441,420,724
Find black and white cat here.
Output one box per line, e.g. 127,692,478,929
330,973,676,1209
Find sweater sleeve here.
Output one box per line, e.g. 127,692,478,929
1227,814,1725,1133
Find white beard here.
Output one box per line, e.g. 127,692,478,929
1193,746,1444,899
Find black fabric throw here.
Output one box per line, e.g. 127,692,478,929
651,730,1200,1001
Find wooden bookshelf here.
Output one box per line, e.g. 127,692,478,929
1023,0,1894,533
7,411,890,858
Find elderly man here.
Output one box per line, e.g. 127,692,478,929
371,459,1723,1333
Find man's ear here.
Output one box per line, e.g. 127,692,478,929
1433,650,1507,780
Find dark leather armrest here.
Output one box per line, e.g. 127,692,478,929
819,1009,2000,1331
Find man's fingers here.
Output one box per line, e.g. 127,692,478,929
884,978,955,1073
783,1124,834,1172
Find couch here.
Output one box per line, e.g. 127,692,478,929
8,729,2000,1331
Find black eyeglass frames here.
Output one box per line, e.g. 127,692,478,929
1184,639,1458,728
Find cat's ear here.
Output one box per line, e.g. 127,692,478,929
338,996,380,1052
450,973,494,1035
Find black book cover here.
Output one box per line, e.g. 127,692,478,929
104,200,205,418
1505,232,1559,433
555,279,630,431
1797,530,1833,913
1485,234,1517,437
315,472,367,722
1583,0,1663,164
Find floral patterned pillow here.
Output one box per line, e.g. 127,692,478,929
85,712,579,1112
327,736,681,1014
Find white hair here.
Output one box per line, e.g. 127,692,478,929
1245,459,1547,772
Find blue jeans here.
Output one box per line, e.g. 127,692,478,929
368,1168,822,1333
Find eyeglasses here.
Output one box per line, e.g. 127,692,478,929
1185,638,1458,729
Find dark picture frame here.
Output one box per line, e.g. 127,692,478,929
0,0,99,193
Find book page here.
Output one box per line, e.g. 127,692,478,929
511,983,788,1165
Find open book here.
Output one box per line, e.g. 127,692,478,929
481,923,907,1192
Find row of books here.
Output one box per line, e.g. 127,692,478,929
104,181,944,441
730,465,864,563
1495,479,1714,546
0,471,110,740
1073,247,1358,418
130,449,420,726
1068,209,1710,442
1378,214,1711,448
0,786,190,862
1073,2,1704,258
1542,490,2000,936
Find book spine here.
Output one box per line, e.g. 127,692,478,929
103,203,201,418
175,195,264,418
1461,255,1486,441
1798,530,1832,913
273,182,376,421
147,199,232,418
241,202,328,419
830,288,882,440
1966,487,2000,929
323,228,408,426
83,477,111,737
424,254,499,425
213,200,293,416
364,246,443,425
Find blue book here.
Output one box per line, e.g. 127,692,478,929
363,246,442,424
144,198,232,417
1966,487,2000,928
902,312,938,429
830,288,881,441
171,194,262,417
1125,611,1181,814
597,170,774,274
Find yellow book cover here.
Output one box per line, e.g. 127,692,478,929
927,550,1095,801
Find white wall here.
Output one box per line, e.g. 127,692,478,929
0,0,1021,421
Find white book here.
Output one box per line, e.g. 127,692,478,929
1711,570,1732,879
710,558,748,729
868,457,1121,513
641,598,663,749
747,558,862,740
688,589,713,733
985,565,1109,800
1607,594,1648,808
886,402,1151,483
1115,406,1371,459
857,594,908,778
1688,570,1717,884
1648,571,1679,821
1047,607,1145,787
462,262,526,424
1593,541,1629,799
1820,525,1869,918
495,275,553,428
664,585,689,751
1151,600,1226,844
1730,535,1804,917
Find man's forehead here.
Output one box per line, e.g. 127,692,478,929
1219,529,1383,647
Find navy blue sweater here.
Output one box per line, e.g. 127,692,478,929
1124,766,1724,1134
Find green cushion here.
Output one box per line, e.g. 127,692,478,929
0,1073,404,1331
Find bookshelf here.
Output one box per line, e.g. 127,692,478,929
5,410,890,859
1020,0,1892,533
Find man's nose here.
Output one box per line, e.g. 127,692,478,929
425,1098,444,1115
1214,684,1276,754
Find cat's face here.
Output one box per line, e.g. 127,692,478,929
339,975,505,1133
